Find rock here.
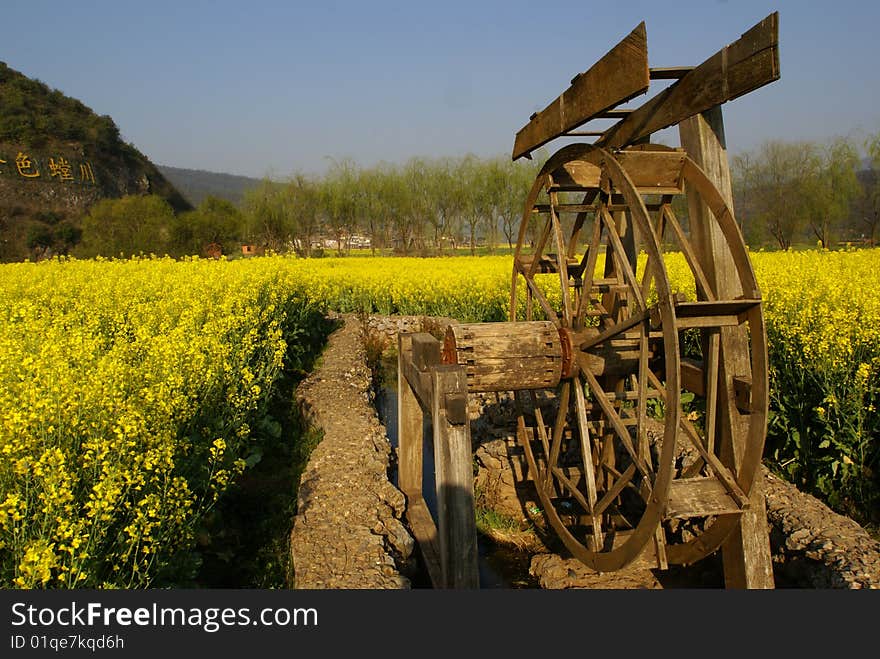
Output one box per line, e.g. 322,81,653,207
529,554,662,589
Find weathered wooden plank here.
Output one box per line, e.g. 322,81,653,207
445,322,561,360
431,366,479,588
649,66,694,80
461,372,559,392
705,330,721,455
550,161,601,190
733,375,753,413
675,299,761,317
402,358,433,412
548,151,686,193
397,334,424,499
405,498,443,588
512,23,649,160
458,356,560,372
681,358,705,395
676,314,746,329
600,12,779,149
616,150,687,192
412,333,441,372
665,478,742,519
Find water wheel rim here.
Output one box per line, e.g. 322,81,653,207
511,145,680,572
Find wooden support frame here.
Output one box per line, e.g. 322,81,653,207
600,13,779,149
512,13,779,159
512,22,649,160
679,107,775,589
397,333,479,589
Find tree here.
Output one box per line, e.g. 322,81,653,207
460,155,488,255
803,137,861,248
423,157,460,253
242,179,292,252
321,158,359,255
77,195,176,257
356,166,389,255
733,140,817,249
173,196,243,257
400,157,432,254
480,158,505,253
497,156,538,249
857,133,880,245
286,174,322,257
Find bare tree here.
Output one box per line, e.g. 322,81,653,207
733,140,817,249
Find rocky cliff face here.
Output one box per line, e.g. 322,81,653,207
0,62,191,261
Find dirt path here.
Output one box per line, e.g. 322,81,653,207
289,315,413,588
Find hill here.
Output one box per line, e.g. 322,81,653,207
0,61,192,261
157,165,262,207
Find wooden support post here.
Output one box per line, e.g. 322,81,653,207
397,333,423,500
432,366,479,589
398,333,478,589
397,333,443,588
679,107,774,589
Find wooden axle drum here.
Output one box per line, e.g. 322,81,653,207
441,321,565,392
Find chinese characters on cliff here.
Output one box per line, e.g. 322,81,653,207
0,152,97,184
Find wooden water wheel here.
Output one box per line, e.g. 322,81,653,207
399,12,780,587
503,142,768,572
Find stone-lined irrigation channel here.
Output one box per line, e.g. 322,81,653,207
289,314,880,589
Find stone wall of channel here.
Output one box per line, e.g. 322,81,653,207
289,314,415,588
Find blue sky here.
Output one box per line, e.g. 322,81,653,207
3,1,878,178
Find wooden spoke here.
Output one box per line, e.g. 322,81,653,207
704,329,721,455
638,195,670,301
567,189,599,259
521,273,559,326
662,204,716,301
529,391,551,459
546,380,571,478
573,382,603,549
636,325,652,471
582,369,653,481
579,307,650,351
599,206,646,311
644,369,747,507
549,192,573,327
526,215,553,280
594,464,637,516
574,214,604,327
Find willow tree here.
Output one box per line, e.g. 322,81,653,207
803,137,861,248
